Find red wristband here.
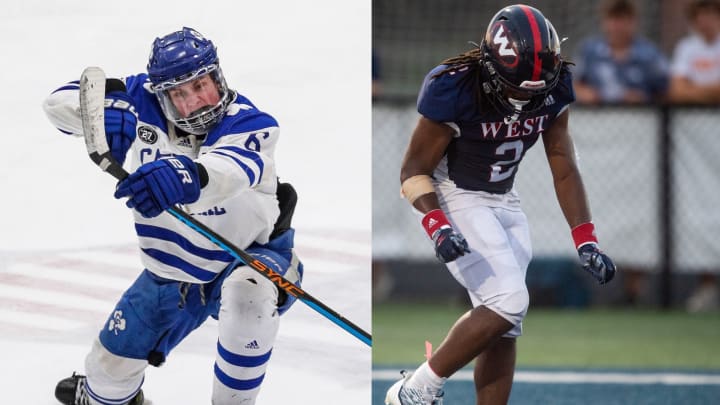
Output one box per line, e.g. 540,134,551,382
571,222,598,249
421,209,451,239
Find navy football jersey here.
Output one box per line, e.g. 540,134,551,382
417,63,575,193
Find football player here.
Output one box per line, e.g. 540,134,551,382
386,5,616,405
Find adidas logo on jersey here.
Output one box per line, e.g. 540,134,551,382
177,137,193,148
544,94,556,106
245,340,260,350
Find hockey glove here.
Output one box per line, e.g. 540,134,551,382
104,91,138,166
114,155,201,218
422,209,471,263
578,244,617,285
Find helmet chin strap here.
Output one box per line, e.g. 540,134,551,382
504,97,529,124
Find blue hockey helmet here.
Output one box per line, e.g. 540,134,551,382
147,27,231,135
480,5,563,123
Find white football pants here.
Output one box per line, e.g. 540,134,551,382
441,199,532,338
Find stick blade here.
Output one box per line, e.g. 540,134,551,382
79,67,127,180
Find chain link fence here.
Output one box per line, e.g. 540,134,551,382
671,109,720,271
373,0,677,98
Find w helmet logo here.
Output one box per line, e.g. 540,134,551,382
108,310,126,335
490,22,519,68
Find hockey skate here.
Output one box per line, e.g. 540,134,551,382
385,371,444,405
55,372,144,405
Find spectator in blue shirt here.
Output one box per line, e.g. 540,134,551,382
573,0,669,104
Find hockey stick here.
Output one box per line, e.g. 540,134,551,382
79,67,371,347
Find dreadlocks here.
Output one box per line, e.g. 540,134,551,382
431,46,574,94
431,48,484,79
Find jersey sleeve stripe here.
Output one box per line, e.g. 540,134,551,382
141,247,218,282
210,150,258,186
215,146,265,179
136,223,235,263
556,104,569,117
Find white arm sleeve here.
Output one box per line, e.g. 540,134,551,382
42,84,84,136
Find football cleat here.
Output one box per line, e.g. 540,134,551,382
385,370,444,405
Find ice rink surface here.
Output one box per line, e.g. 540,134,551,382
0,1,371,403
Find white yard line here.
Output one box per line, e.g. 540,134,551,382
372,370,720,385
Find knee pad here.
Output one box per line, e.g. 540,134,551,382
222,266,280,319
485,287,529,327
245,243,304,315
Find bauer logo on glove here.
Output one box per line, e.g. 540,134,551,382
114,155,201,218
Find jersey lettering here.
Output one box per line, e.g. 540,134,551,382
478,114,550,140
140,148,173,164
481,122,504,138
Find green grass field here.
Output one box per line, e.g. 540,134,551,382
373,302,720,370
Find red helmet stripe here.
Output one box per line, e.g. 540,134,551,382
520,5,543,81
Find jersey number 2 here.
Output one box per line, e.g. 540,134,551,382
489,140,523,182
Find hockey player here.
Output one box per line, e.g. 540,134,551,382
43,27,303,405
386,5,616,405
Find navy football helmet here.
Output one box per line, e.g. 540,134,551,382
147,27,231,135
480,5,563,123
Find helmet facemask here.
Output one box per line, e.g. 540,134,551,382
152,63,231,135
481,56,561,124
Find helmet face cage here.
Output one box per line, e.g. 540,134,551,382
479,5,563,122
147,27,231,135
481,56,561,120
153,64,231,135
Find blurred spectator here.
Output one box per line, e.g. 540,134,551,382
573,0,669,104
668,0,720,104
669,0,720,313
686,274,719,312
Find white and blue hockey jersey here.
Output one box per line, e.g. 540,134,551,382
43,74,281,283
